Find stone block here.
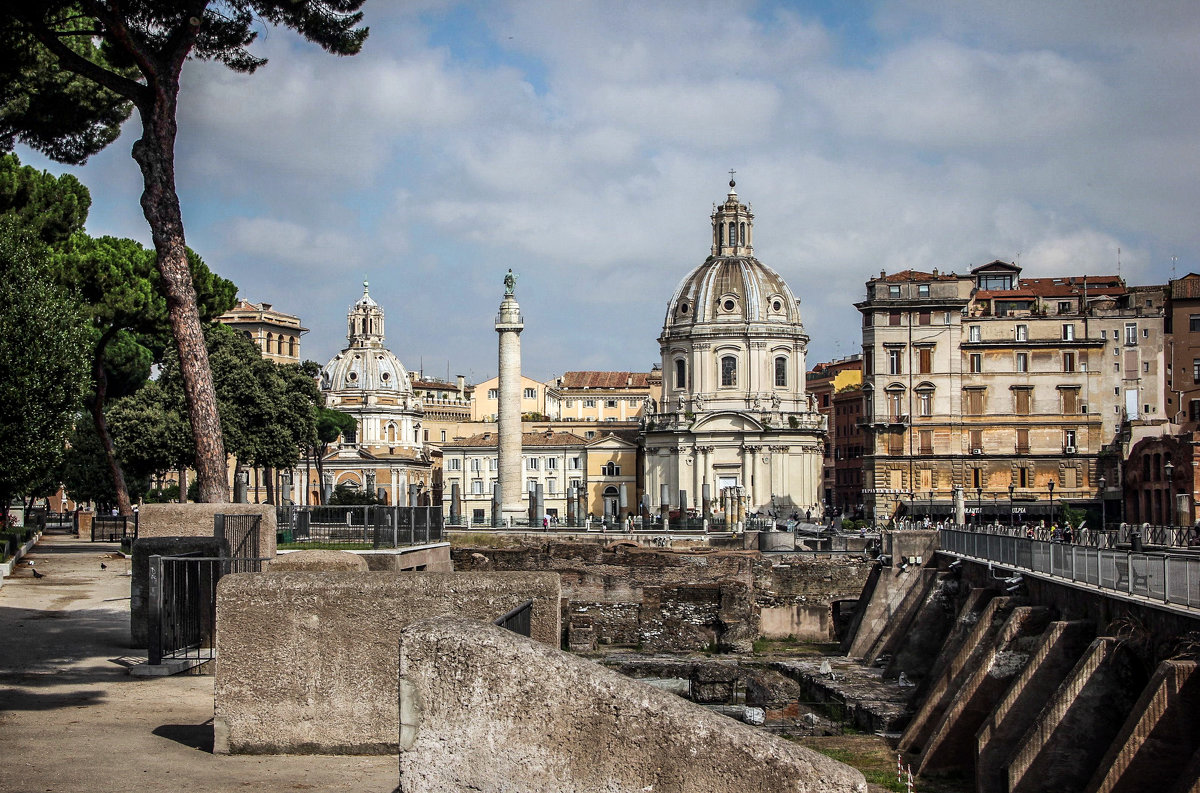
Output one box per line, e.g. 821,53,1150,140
266,550,367,572
137,502,276,559
214,571,560,754
130,535,228,648
397,616,868,793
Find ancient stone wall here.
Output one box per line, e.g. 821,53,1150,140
452,542,872,649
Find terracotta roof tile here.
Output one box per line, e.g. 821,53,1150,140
559,371,652,389
442,431,588,448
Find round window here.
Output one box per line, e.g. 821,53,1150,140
348,371,358,381
679,302,689,315
772,300,782,312
724,299,736,311
381,372,390,381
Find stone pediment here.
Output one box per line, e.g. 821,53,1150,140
690,411,765,433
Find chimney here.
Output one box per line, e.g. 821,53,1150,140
456,374,465,395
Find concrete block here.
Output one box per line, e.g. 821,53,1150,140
266,550,367,572
915,605,1051,775
976,620,1095,793
1087,660,1200,793
397,616,869,793
214,571,560,754
137,502,276,559
130,535,228,649
1007,637,1147,793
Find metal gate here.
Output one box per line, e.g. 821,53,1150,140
493,599,534,637
215,513,263,573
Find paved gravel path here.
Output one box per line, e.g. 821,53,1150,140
0,531,398,793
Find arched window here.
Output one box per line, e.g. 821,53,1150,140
675,359,687,389
387,423,396,443
721,355,737,387
265,332,273,353
774,356,787,387
1153,454,1162,480
603,462,621,476
289,336,296,357
277,334,285,354
917,388,934,417
740,222,746,244
728,222,736,247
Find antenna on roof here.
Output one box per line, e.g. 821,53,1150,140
1172,255,1179,280
1117,247,1121,279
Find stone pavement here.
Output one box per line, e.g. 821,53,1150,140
0,532,397,793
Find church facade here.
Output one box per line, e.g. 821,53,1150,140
642,181,827,520
312,283,434,504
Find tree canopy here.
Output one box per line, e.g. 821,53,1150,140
0,152,90,245
0,220,89,520
1,1,368,502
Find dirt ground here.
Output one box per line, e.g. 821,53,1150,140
0,531,398,793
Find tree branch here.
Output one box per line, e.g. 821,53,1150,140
77,0,162,87
19,15,146,101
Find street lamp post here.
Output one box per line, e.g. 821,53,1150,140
1048,479,1056,528
929,489,934,524
976,487,983,529
1009,483,1015,529
1098,476,1106,532
1165,460,1175,527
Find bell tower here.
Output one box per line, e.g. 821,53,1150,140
347,280,386,348
710,174,754,257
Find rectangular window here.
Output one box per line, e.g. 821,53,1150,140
918,284,930,297
969,325,981,342
490,457,497,470
584,399,596,408
919,347,932,374
1015,324,1028,341
970,429,982,452
863,311,873,327
888,349,902,375
970,353,982,373
1016,428,1029,453
775,357,787,387
1016,352,1028,372
527,458,539,470
524,387,537,399
471,479,483,495
1191,400,1200,422
605,400,617,408
721,356,737,386
943,311,952,325
1062,324,1075,341
527,478,537,492
1191,315,1200,332
547,479,556,495
918,391,932,417
487,389,498,400
1064,429,1077,448
889,311,901,326
1062,389,1079,414
1143,362,1150,373
965,389,985,415
447,458,461,471
889,284,901,298
918,310,931,325
1124,323,1137,346
1058,301,1071,314
568,457,581,469
470,458,481,472
888,433,903,455
919,429,932,454
570,478,581,490
440,430,447,442
863,346,873,376
1019,468,1028,488
1014,389,1031,415
1063,352,1076,372
973,468,982,489
546,457,558,470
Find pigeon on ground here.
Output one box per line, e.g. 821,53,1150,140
100,562,107,570
31,568,45,579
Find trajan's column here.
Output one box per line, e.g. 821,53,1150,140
495,269,524,520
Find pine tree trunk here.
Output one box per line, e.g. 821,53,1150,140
131,86,227,503
91,329,132,515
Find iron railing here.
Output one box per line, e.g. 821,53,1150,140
493,599,534,638
939,528,1200,610
215,513,263,573
92,514,138,542
948,522,1200,550
276,505,443,549
147,554,266,665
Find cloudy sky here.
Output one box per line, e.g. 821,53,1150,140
18,0,1200,384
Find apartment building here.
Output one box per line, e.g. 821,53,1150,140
858,261,1165,525
807,355,865,516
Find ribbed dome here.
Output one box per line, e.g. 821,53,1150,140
320,347,412,393
664,256,801,328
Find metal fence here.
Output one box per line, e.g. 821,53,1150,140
92,514,138,542
493,599,533,638
215,513,263,573
276,505,443,549
950,522,1200,550
939,528,1200,610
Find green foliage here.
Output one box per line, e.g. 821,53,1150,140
0,153,89,244
60,417,148,507
0,221,89,510
108,380,195,478
1060,504,1087,530
327,483,382,506
788,415,800,429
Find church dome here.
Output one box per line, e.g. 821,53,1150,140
321,346,412,393
664,181,802,330
320,281,414,394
